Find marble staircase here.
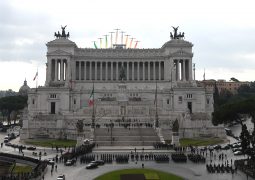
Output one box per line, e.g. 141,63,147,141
94,127,160,146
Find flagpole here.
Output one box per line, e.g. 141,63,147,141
109,32,114,48
104,35,108,48
114,28,120,44
203,68,205,81
193,63,196,80
155,80,159,128
125,35,130,48
92,81,95,129
36,68,38,89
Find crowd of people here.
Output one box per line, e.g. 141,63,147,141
171,153,187,162
115,154,129,163
154,154,170,162
80,154,95,164
206,163,236,174
153,142,173,149
187,154,206,163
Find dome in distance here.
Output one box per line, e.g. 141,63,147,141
19,79,30,96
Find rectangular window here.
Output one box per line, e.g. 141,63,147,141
50,102,56,114
50,94,57,98
178,96,182,103
186,94,193,99
167,99,170,104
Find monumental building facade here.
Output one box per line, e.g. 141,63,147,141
20,27,225,142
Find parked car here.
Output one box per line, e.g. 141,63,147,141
47,158,55,165
65,159,76,166
234,151,243,155
232,148,242,152
27,146,36,151
4,136,9,143
90,160,105,166
57,174,65,180
213,145,221,150
221,145,230,150
9,133,16,140
19,145,26,150
4,142,12,146
86,162,98,169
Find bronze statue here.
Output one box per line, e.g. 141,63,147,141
170,26,185,40
119,66,126,81
54,32,58,39
61,25,67,37
76,120,84,133
170,32,173,39
172,119,179,132
54,26,69,39
172,26,179,38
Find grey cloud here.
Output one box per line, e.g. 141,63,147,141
0,1,53,62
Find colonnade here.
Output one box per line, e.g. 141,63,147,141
174,59,192,81
48,59,192,82
50,59,67,81
75,61,165,81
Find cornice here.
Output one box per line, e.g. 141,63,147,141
47,49,72,57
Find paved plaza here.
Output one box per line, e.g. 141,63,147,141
0,135,251,180
0,119,254,180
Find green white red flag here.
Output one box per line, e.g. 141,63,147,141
33,71,38,81
88,85,94,107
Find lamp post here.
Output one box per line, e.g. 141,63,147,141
155,81,159,128
110,120,114,145
171,64,176,111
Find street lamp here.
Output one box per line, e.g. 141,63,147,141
171,64,176,111
110,120,114,145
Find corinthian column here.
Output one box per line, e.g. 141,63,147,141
127,62,129,81
55,60,58,81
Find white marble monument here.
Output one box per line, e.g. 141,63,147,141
20,26,225,142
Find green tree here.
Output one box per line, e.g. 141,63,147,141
0,96,27,125
212,98,255,125
239,124,250,154
213,82,220,108
238,84,251,94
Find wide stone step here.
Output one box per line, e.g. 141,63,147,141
94,128,160,146
96,141,156,146
95,136,159,141
95,129,157,135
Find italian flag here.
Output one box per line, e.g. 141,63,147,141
88,86,94,107
94,41,98,49
33,71,38,81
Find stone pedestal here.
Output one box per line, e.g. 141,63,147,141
171,132,180,146
76,134,83,147
90,128,95,140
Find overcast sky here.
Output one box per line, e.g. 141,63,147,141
1,0,255,91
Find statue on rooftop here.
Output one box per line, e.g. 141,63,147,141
61,25,67,37
170,26,185,40
54,26,69,39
